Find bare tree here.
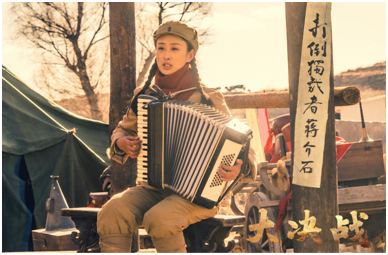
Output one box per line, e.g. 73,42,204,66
9,2,212,121
10,2,109,121
135,2,213,87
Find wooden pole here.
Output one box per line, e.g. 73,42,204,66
109,2,137,195
285,3,339,252
223,86,360,109
109,3,138,251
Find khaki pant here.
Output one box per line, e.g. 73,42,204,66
97,185,218,252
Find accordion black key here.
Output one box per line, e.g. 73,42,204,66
137,95,252,209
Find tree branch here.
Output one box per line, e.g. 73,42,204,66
136,36,153,53
179,2,192,21
83,3,107,58
44,2,74,34
75,2,83,39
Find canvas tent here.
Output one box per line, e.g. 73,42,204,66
2,65,110,251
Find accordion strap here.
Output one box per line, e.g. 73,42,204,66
150,84,197,100
169,87,197,99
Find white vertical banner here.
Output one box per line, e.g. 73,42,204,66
292,2,332,188
246,109,266,163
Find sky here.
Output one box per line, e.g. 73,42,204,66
196,2,386,92
2,2,387,95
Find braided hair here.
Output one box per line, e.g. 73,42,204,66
143,58,158,92
129,59,158,115
189,57,213,107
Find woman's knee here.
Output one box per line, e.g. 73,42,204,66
98,192,126,220
97,191,138,236
143,207,185,238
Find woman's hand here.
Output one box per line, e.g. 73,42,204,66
217,159,243,182
116,136,142,159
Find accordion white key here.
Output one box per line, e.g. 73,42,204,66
137,95,252,209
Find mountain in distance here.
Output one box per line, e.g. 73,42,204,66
334,61,386,98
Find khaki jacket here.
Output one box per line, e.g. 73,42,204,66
107,84,258,202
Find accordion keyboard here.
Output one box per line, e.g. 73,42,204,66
137,97,151,183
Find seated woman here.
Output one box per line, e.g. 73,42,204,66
97,21,258,253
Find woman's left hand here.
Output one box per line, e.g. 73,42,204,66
218,159,243,182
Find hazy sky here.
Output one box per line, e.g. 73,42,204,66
196,2,386,92
2,2,386,94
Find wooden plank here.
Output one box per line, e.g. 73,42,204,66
338,140,385,182
338,184,386,216
339,204,385,215
338,184,386,205
61,207,101,218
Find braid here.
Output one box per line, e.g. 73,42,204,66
129,59,158,116
190,57,214,107
143,59,158,90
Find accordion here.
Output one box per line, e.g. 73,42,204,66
136,95,252,209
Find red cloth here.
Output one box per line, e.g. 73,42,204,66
336,136,352,163
286,141,291,151
154,63,197,101
269,154,281,164
275,190,292,233
264,130,275,162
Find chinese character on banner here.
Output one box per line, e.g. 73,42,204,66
293,2,331,188
330,211,369,248
330,215,349,242
246,208,279,243
304,95,322,114
308,13,327,38
287,210,322,246
304,118,319,137
349,211,369,247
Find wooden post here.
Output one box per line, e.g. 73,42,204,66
285,2,339,252
109,2,138,252
109,2,137,195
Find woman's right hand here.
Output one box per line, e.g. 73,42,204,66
116,136,142,159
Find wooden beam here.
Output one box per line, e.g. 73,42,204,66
224,86,360,109
338,184,386,205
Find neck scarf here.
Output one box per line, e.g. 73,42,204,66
154,63,198,101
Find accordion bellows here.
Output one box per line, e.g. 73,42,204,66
137,95,252,209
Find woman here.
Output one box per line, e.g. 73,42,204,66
97,21,258,253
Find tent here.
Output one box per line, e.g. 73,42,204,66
2,65,110,251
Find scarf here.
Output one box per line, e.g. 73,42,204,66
154,63,198,101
